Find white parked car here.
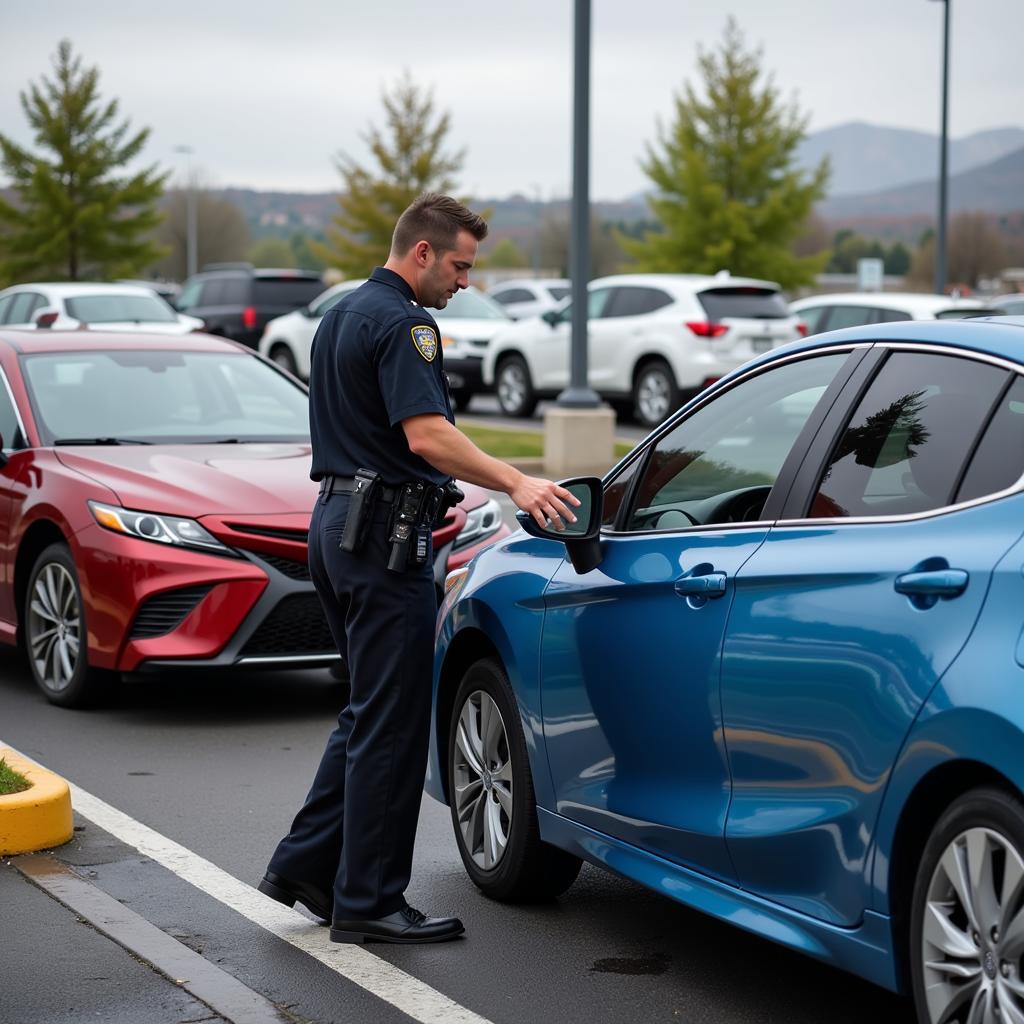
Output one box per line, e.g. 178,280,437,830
0,282,203,333
487,278,570,320
259,282,512,409
482,272,804,427
990,293,1024,316
790,292,1005,335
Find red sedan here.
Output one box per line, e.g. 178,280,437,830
0,329,509,706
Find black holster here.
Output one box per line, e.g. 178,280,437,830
339,468,381,553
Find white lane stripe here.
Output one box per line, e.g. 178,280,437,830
4,743,492,1024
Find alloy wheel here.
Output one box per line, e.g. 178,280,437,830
28,562,81,694
497,363,527,414
921,826,1024,1023
453,689,513,870
637,368,671,424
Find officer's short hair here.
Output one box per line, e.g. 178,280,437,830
392,193,489,256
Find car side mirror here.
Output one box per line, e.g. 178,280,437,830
515,476,603,574
541,309,561,328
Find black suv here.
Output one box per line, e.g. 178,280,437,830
175,264,325,348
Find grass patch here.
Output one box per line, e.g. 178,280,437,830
460,423,635,461
0,757,31,796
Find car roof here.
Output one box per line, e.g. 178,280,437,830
790,292,994,313
0,282,166,298
590,272,782,292
0,328,245,355
734,316,1024,373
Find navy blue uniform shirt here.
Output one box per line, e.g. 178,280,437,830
308,267,454,486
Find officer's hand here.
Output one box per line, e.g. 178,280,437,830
510,476,581,532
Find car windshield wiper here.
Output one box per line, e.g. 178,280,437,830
53,437,154,446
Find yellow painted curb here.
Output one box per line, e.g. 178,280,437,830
0,747,73,855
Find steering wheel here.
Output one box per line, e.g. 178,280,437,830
703,485,773,524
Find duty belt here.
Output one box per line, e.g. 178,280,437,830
318,474,398,504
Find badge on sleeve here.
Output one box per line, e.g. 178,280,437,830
411,324,438,362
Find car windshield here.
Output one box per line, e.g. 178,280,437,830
64,293,179,324
437,289,511,321
22,350,311,445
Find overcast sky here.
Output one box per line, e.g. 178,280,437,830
2,0,1020,201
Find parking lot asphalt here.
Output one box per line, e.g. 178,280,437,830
0,644,916,1024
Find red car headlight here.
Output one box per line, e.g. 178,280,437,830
88,501,237,557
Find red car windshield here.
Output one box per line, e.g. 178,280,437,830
22,349,311,445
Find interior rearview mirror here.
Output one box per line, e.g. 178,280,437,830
515,476,604,573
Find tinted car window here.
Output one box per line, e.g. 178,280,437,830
313,287,357,317
65,293,178,324
606,287,674,318
934,307,1001,320
253,278,323,307
625,353,848,531
794,305,828,335
7,292,37,324
0,295,14,323
823,305,875,330
872,307,913,325
175,280,203,310
492,288,533,304
698,287,788,321
0,369,26,449
548,286,570,302
957,375,1024,503
601,451,643,528
809,352,1008,519
220,277,250,305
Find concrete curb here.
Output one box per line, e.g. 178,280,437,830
0,747,73,855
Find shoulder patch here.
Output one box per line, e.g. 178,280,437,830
411,324,438,362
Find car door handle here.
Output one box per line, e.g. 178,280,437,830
894,569,968,598
674,573,727,597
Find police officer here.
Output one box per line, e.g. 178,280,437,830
259,193,579,944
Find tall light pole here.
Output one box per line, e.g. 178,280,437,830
174,145,198,278
558,0,600,409
931,0,951,295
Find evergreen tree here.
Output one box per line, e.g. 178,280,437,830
624,19,829,289
312,72,464,277
0,40,168,282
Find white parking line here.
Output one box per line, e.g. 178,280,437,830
5,743,493,1024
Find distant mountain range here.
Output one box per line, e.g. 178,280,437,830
796,122,1024,197
199,122,1024,246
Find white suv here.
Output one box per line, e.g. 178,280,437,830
482,272,803,426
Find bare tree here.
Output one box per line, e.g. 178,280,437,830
910,212,1007,290
152,188,250,280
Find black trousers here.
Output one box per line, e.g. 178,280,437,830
267,491,436,919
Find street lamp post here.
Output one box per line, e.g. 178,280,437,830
174,145,198,278
558,0,600,409
931,0,951,295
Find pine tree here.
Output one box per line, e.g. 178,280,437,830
624,19,829,289
0,40,168,283
312,72,464,277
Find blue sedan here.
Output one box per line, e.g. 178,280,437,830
428,316,1024,1024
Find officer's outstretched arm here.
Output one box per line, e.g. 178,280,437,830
402,414,579,530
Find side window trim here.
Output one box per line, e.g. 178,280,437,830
0,365,30,451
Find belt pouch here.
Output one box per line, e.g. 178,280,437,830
339,468,380,552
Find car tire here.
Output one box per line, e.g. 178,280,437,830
24,543,116,708
448,658,582,902
268,343,299,377
633,359,680,428
909,786,1024,1024
495,356,538,418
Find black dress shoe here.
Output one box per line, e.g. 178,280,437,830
258,871,332,923
330,905,465,944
